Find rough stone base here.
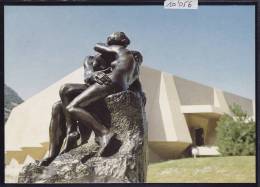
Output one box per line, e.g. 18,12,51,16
18,91,148,183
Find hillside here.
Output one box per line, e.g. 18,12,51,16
4,84,23,123
147,156,255,183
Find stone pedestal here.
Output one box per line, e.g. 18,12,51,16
18,91,148,183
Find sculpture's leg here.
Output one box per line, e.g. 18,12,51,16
59,83,92,153
59,84,87,134
39,101,66,166
78,122,92,145
67,107,116,156
66,83,123,155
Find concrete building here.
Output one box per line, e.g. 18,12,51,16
5,66,255,169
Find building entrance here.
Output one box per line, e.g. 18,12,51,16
195,128,204,146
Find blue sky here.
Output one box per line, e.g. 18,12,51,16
5,5,255,100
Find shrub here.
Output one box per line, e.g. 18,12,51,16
216,104,255,156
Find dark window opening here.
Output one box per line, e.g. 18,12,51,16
195,128,204,146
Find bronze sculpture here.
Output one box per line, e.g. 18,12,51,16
39,32,145,166
19,32,147,183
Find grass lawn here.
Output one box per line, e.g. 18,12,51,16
147,156,255,183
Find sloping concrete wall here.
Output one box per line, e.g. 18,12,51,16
5,68,84,152
223,91,254,115
139,67,168,141
162,73,192,143
174,76,214,105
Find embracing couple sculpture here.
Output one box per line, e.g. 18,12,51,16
39,32,145,166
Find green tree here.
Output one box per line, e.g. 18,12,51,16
216,104,255,156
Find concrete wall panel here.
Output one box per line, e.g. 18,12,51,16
223,91,253,116
174,76,214,105
161,73,192,143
